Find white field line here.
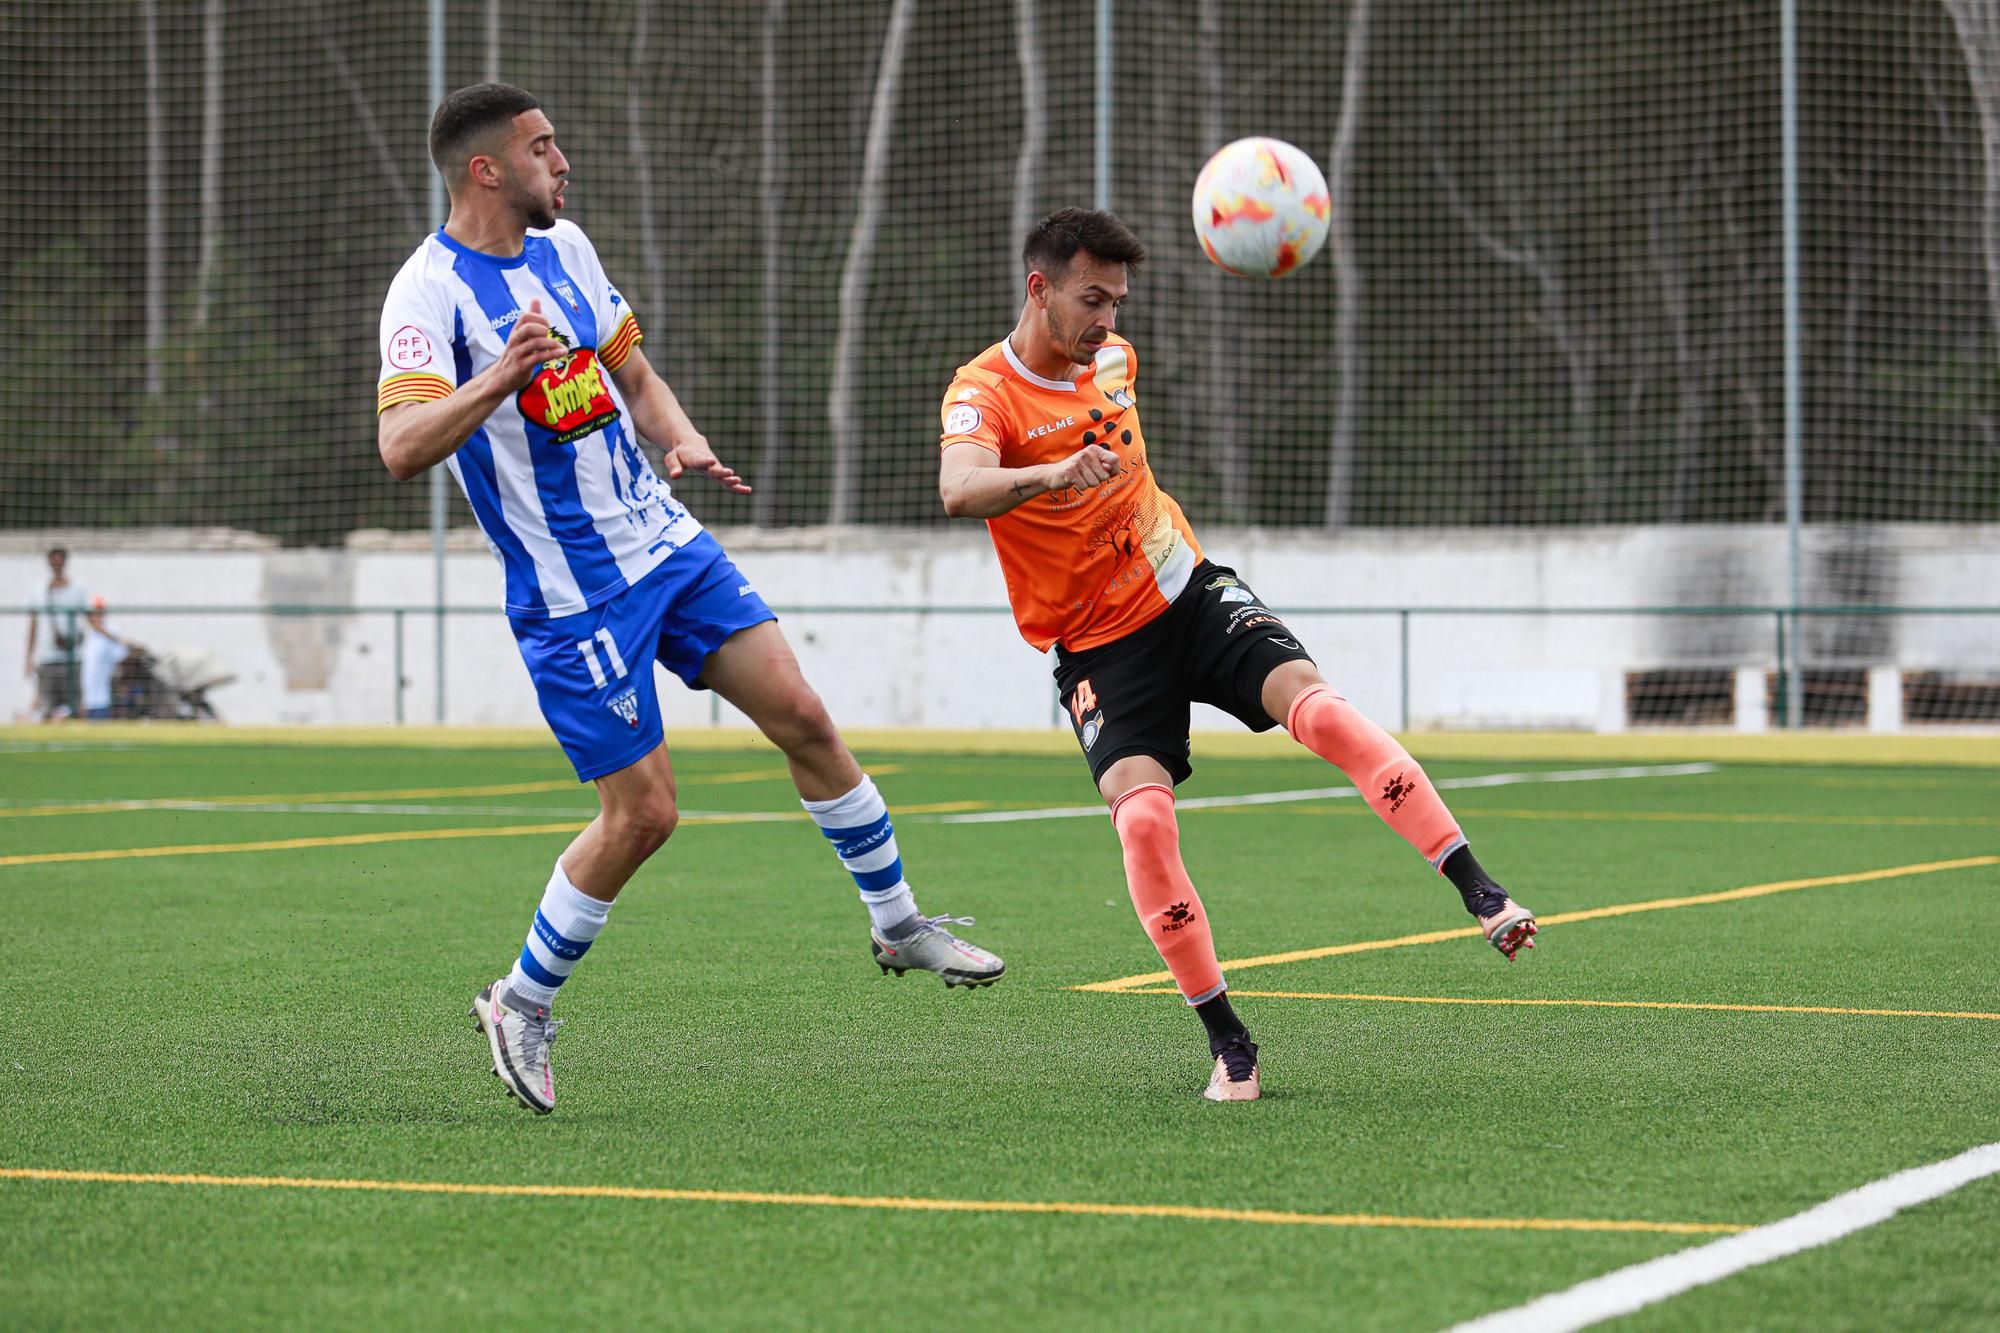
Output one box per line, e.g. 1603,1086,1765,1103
0,800,590,818
133,802,795,822
0,742,139,754
0,799,794,821
0,763,1717,824
934,763,1720,824
1446,1141,2000,1333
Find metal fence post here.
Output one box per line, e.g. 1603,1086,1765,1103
393,609,406,727
1398,608,1410,733
1094,0,1112,210
1780,0,1806,731
428,0,448,725
1772,609,1789,728
63,608,80,717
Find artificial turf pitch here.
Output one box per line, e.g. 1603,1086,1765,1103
1,732,1996,1330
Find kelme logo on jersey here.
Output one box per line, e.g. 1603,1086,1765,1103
606,686,640,729
518,330,621,445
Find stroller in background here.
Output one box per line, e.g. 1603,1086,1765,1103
110,646,234,720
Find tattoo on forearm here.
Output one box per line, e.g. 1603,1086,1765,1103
1011,479,1030,498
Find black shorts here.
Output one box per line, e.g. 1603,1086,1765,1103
1053,561,1316,786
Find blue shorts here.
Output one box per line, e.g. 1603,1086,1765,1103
510,531,777,782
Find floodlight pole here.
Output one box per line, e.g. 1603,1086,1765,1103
428,0,448,724
1094,0,1111,210
1780,0,1804,729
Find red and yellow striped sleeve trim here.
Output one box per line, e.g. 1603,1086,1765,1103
599,313,643,373
376,372,455,414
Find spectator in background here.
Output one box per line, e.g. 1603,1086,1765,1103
24,547,89,721
78,598,138,721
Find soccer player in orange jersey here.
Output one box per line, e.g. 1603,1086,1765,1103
938,209,1536,1101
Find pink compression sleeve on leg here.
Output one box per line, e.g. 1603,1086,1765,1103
1109,784,1226,1005
1286,684,1467,869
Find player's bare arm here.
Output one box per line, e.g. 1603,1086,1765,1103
609,348,751,495
378,299,565,481
939,441,1121,519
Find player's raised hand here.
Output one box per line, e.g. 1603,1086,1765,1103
495,299,566,389
665,432,754,495
1047,443,1122,492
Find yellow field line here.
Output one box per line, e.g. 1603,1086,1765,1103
1201,805,2000,829
699,763,903,787
0,799,992,869
0,823,593,867
1403,808,2000,830
0,1167,1746,1236
0,781,580,819
0,765,909,820
1075,855,2000,992
1110,989,2000,1022
9,723,1997,766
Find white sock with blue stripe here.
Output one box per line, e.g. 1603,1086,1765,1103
802,776,920,935
504,858,613,1009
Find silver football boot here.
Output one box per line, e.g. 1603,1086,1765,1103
469,980,565,1115
870,914,1005,988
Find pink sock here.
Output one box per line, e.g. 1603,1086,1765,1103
1110,784,1226,1004
1286,684,1466,869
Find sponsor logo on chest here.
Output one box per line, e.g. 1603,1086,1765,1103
1026,415,1076,440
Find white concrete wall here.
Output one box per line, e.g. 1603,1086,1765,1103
5,524,1997,730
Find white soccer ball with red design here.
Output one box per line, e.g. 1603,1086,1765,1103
1191,137,1331,281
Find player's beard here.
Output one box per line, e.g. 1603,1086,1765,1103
1047,303,1103,368
504,175,558,231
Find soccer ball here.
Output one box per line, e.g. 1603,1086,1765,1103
1191,137,1331,280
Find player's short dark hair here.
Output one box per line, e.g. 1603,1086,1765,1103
429,83,540,178
1023,208,1146,281
46,546,66,560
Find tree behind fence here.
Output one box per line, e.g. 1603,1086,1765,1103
3,0,1995,545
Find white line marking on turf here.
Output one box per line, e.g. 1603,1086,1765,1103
0,742,139,753
1445,1141,2000,1333
117,802,796,821
2,800,593,818
934,763,1719,824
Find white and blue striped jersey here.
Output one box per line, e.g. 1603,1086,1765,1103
376,220,701,619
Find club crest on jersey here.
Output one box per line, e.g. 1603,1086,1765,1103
606,686,640,728
518,329,621,445
551,280,581,312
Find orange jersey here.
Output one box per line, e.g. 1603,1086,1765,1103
941,334,1203,652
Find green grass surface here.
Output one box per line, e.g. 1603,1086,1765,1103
2,737,1996,1330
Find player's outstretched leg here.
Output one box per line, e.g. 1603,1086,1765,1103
1107,769,1259,1100
471,748,678,1114
700,622,1004,987
1268,666,1537,959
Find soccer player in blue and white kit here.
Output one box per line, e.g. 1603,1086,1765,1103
378,84,1002,1115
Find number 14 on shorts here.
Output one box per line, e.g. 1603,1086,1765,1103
576,627,629,688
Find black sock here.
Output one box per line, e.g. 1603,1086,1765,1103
1441,846,1508,919
1194,993,1250,1052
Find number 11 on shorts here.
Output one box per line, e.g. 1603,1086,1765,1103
575,627,629,688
